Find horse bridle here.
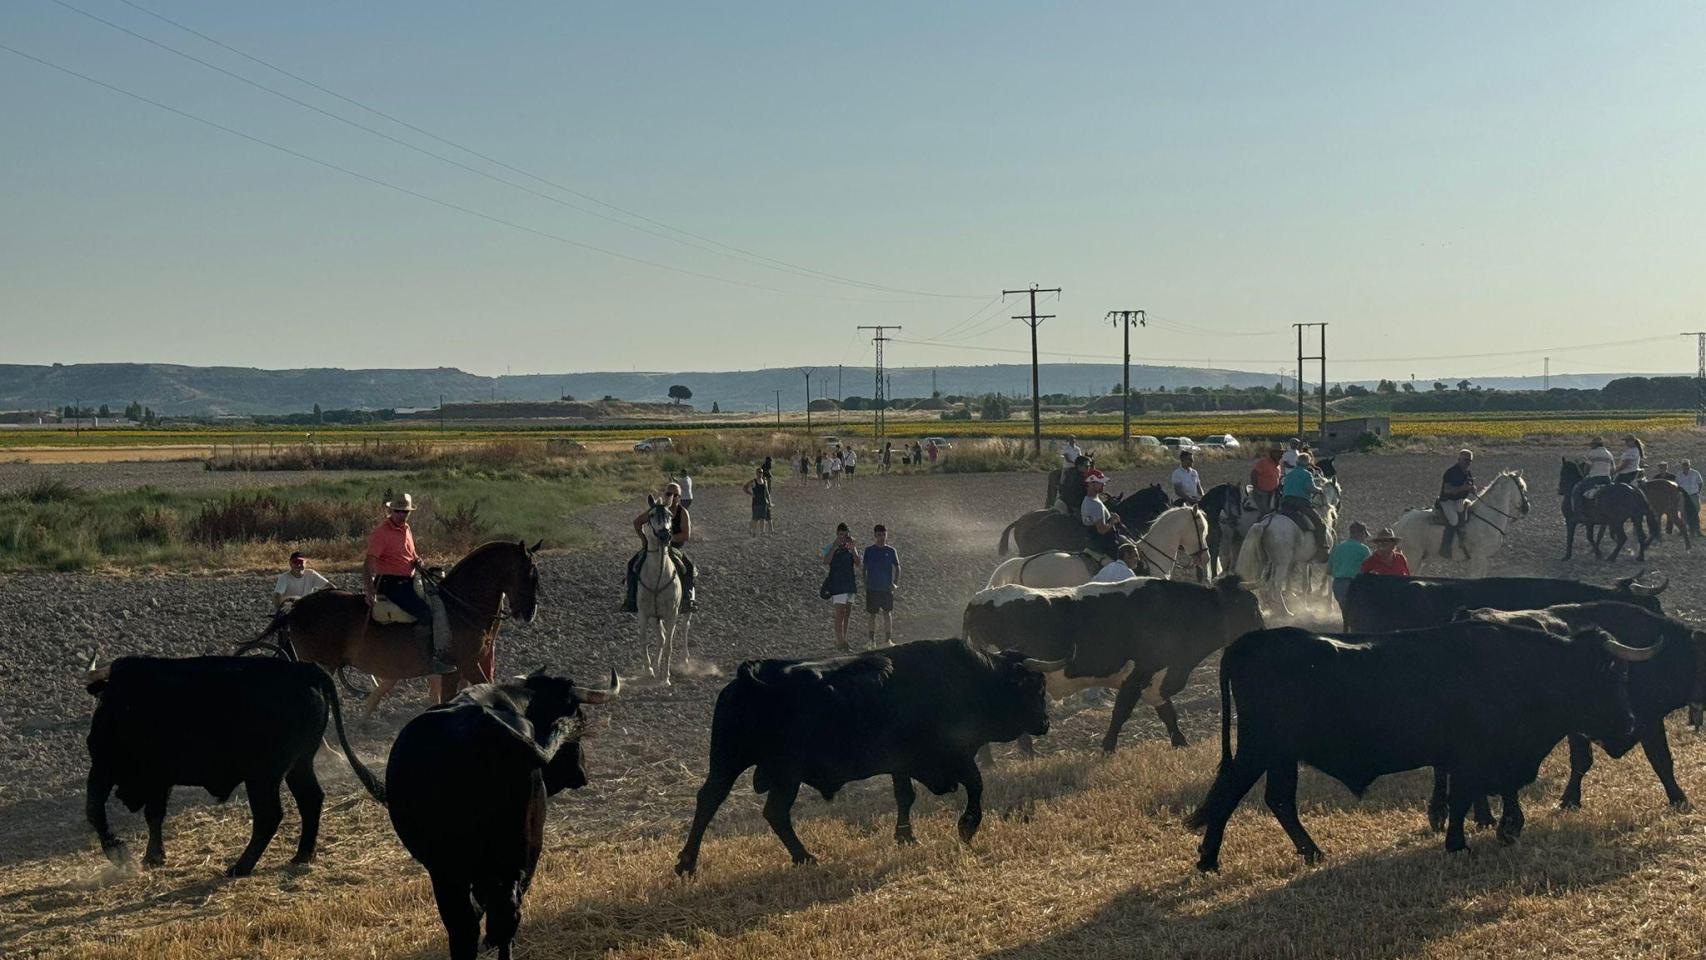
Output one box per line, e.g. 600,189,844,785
1132,508,1210,576
1468,477,1526,539
639,507,680,618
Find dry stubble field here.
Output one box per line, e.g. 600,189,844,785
4,447,1706,959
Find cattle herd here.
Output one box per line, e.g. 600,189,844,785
79,525,1701,959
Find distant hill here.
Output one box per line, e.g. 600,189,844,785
0,362,1669,416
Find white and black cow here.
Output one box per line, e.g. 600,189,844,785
962,575,1263,754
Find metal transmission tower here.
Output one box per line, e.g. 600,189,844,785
1293,323,1328,441
858,325,901,440
1685,333,1706,425
1003,285,1062,454
798,367,815,436
1107,310,1146,448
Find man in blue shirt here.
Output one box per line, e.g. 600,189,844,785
1280,453,1330,562
863,524,902,647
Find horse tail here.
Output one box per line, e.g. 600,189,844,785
998,519,1020,555
1642,490,1662,540
313,668,387,805
1234,521,1266,583
235,610,296,660
1218,660,1234,766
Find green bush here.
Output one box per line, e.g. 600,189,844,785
1353,431,1385,453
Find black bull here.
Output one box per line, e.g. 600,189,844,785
387,671,619,960
1185,622,1657,871
962,576,1263,754
84,656,385,877
674,638,1056,876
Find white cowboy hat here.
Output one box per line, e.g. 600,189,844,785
385,493,416,512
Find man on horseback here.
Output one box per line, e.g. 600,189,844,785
1578,436,1616,504
1437,449,1476,561
1279,453,1330,563
1171,450,1204,506
1055,454,1094,516
1250,445,1283,515
623,482,696,614
1080,470,1123,562
363,494,455,674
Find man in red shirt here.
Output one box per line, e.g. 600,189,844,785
1360,527,1411,576
1250,446,1283,515
364,493,454,673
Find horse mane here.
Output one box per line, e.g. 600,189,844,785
447,539,524,579
1476,470,1523,499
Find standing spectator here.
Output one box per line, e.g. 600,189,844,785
799,452,810,485
843,445,857,479
926,441,939,466
862,524,901,646
817,450,831,487
911,440,924,466
677,471,695,510
880,441,893,474
829,448,844,486
1360,528,1410,576
761,455,774,482
1062,435,1083,468
273,550,331,609
1652,461,1676,481
743,468,773,536
1328,522,1372,624
1677,459,1702,536
820,522,861,649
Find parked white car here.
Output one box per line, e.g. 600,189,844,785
1133,435,1162,447
1199,434,1241,450
1161,436,1199,452
634,436,674,452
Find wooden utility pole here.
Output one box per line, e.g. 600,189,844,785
798,368,814,436
775,389,782,427
1683,333,1706,425
858,325,901,440
1107,310,1145,449
1004,285,1061,454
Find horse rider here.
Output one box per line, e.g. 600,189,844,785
1079,469,1123,561
1281,438,1303,470
1170,449,1204,506
622,482,697,614
1579,436,1615,501
363,493,455,674
1055,454,1094,516
1279,452,1331,563
1615,435,1644,485
1437,448,1476,561
1250,444,1283,515
1092,539,1142,582
1061,435,1083,469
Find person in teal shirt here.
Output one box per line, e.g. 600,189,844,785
1279,453,1330,562
1328,521,1372,626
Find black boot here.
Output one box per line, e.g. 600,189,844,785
678,554,698,613
621,553,640,613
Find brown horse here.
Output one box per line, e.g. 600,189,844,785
245,540,542,720
1642,479,1693,549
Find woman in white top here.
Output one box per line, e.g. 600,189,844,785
1615,435,1644,484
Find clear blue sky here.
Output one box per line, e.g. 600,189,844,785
5,1,1704,381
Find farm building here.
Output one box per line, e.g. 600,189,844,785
1321,416,1390,450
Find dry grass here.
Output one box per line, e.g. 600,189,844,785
8,711,1705,960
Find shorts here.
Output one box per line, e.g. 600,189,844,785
829,593,854,605
846,465,856,475
865,590,894,613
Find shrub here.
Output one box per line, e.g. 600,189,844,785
189,494,371,544
1352,431,1385,453
433,500,490,551
11,478,80,504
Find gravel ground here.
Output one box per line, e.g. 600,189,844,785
0,460,390,494
4,446,1705,868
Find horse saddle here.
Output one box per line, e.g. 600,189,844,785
370,575,430,625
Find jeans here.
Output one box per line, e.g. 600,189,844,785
1685,492,1701,534
1332,577,1353,610
376,575,431,620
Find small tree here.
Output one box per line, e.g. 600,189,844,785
1401,381,1416,393
559,393,576,401
313,402,323,423
97,404,111,418
1345,384,1370,397
1376,379,1398,394
979,392,1013,420
1457,379,1471,392
711,401,720,414
1432,382,1448,392
667,385,693,404
1328,384,1345,398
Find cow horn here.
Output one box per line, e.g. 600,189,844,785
1020,657,1069,673
1629,575,1669,597
1602,635,1663,662
575,669,622,704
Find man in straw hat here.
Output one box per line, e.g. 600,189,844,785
1360,527,1410,576
364,493,455,673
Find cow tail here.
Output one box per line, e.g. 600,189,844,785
318,671,387,805
1218,663,1233,767
998,519,1019,555
235,610,295,660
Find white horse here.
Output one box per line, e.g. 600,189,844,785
635,495,690,684
1390,470,1530,577
986,506,1211,588
1235,478,1341,617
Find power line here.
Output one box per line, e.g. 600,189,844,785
892,333,1676,366
90,0,984,301
0,40,919,304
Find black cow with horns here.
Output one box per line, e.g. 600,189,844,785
1450,602,1706,813
387,671,620,960
84,656,386,877
1186,620,1658,871
674,637,1058,876
1342,572,1667,633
